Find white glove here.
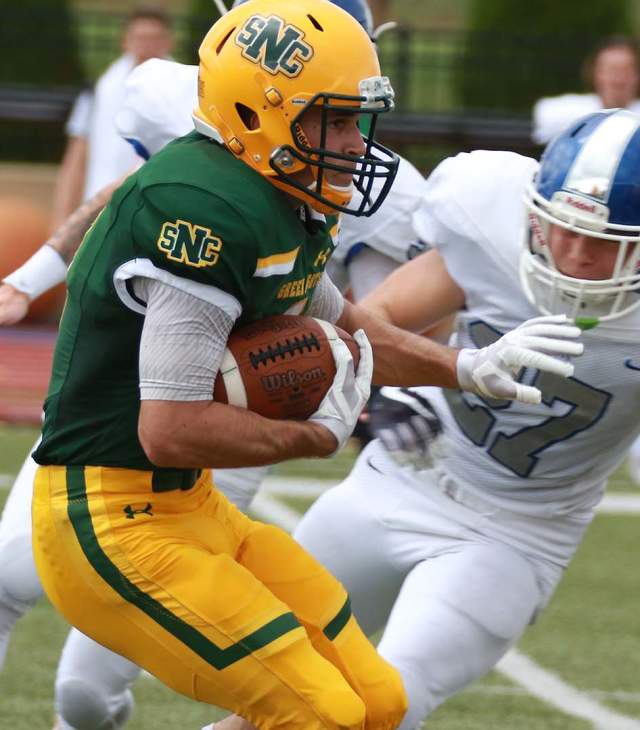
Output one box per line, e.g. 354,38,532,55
456,314,584,405
309,329,373,453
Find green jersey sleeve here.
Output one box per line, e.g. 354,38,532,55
132,181,256,313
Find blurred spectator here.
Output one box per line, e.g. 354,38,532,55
532,35,640,144
50,7,174,228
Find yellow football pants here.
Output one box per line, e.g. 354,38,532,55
32,465,407,729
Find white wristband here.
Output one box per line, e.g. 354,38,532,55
2,245,68,300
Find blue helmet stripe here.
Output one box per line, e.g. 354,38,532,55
607,124,640,225
537,109,640,226
564,110,640,204
537,112,609,202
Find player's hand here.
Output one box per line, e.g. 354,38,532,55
0,283,30,325
456,314,584,405
369,386,442,469
308,329,373,453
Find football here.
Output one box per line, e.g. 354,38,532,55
213,315,360,420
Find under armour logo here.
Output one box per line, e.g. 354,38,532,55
123,503,154,519
314,247,331,268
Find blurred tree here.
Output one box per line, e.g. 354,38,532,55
0,0,84,162
0,0,84,86
184,0,224,64
370,0,393,24
454,0,632,114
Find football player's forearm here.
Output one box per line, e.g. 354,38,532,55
138,400,336,468
337,300,460,390
48,177,122,263
372,324,459,389
359,249,466,333
1,178,125,305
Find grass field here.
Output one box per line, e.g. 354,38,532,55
1,423,639,729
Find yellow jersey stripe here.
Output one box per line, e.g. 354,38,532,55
254,247,300,278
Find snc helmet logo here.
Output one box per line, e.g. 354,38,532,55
235,14,314,78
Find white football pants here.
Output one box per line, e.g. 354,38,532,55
0,447,42,668
294,441,592,729
627,434,640,485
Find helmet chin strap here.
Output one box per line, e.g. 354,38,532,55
313,178,353,194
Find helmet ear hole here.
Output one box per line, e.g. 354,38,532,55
235,103,259,130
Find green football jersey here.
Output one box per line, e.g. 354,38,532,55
34,132,339,469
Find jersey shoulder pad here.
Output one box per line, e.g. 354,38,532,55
532,93,599,144
116,60,198,159
418,150,537,239
337,154,426,264
413,151,537,279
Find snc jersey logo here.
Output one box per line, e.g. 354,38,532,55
157,219,223,268
235,14,313,78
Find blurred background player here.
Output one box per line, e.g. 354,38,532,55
0,7,175,325
49,6,174,230
295,109,640,728
532,35,640,144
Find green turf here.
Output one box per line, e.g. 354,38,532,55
273,494,317,514
0,424,39,476
520,514,640,695
271,439,360,481
426,686,593,729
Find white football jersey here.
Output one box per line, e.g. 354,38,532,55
115,59,198,158
411,150,640,517
335,156,428,265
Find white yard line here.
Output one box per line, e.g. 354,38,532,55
249,491,303,532
261,475,333,498
3,470,640,512
597,494,640,514
497,650,640,730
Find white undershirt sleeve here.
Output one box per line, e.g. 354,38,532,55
135,277,236,401
305,272,345,323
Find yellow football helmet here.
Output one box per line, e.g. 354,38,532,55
194,0,398,216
